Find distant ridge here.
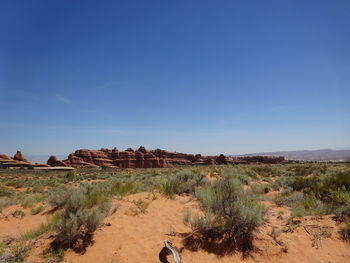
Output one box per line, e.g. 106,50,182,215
236,149,350,162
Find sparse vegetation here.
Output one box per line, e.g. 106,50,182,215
0,162,349,261
340,224,350,242
185,175,264,253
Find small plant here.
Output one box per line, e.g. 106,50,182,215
132,199,149,214
284,217,300,232
0,197,15,213
160,179,178,198
277,210,284,220
65,171,75,181
340,224,350,242
30,205,45,215
0,184,14,197
291,204,305,218
21,194,42,209
12,210,26,219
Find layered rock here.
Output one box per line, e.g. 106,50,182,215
47,156,67,167
58,146,286,168
0,151,31,167
13,151,28,162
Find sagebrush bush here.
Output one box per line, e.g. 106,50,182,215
160,169,207,197
221,167,251,185
340,224,350,242
0,197,15,213
188,176,264,252
48,186,71,210
30,205,45,215
53,189,104,252
0,184,14,197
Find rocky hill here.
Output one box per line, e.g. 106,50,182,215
0,148,286,169
49,146,286,168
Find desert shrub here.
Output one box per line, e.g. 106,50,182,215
274,191,304,207
47,186,71,210
109,181,139,196
84,183,110,208
221,167,251,185
251,165,282,178
187,176,264,252
30,205,45,215
160,179,178,197
132,199,149,214
53,189,104,252
250,183,270,195
12,210,26,218
160,169,207,197
64,171,75,181
5,180,25,189
340,224,350,242
21,194,43,209
0,197,15,213
0,184,14,197
291,204,305,218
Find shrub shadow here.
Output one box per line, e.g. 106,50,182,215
180,232,256,259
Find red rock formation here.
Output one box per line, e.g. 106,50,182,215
56,147,286,168
13,151,28,162
47,156,67,167
0,151,33,168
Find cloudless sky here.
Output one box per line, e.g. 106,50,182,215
0,0,349,156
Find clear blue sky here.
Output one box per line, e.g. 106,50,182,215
1,0,349,156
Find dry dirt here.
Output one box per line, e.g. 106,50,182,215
0,205,48,241
2,192,350,263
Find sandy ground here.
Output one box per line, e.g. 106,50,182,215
63,192,350,263
2,192,350,263
0,204,48,241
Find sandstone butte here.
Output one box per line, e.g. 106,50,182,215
51,146,286,168
0,148,286,169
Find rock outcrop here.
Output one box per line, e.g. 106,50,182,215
47,156,67,167
0,151,31,167
13,151,28,162
57,146,286,168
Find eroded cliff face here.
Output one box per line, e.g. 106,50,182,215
59,146,285,168
0,151,31,167
0,148,286,169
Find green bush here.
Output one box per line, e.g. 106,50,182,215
21,194,43,209
12,210,26,218
340,224,350,242
0,184,14,197
160,169,207,197
64,171,75,181
0,197,15,213
187,176,264,252
30,205,45,215
53,189,104,252
47,186,71,210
